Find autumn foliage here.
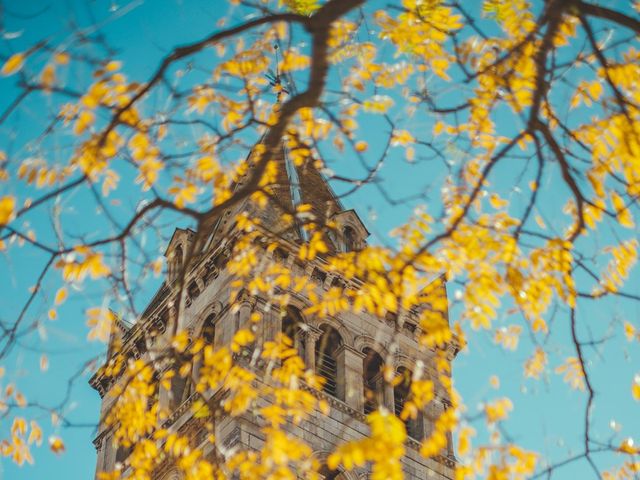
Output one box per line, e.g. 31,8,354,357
1,0,640,479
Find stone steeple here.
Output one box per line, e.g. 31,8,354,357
209,132,364,254
90,121,456,480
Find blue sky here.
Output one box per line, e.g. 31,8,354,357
0,0,638,479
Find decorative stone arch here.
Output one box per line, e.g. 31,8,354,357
314,317,354,347
330,210,369,253
285,292,314,315
195,301,223,337
281,305,307,357
353,336,395,413
353,335,390,359
393,353,415,373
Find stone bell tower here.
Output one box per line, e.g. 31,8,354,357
90,137,458,479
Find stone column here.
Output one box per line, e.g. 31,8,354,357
304,327,322,371
384,381,395,412
336,345,365,411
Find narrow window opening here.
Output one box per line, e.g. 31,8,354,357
394,367,424,440
282,307,305,360
315,326,343,399
363,348,384,414
343,226,356,252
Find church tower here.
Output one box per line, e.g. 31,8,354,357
90,134,458,479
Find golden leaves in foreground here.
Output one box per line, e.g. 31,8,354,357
524,347,547,379
632,375,640,401
54,246,110,282
0,195,16,225
86,308,117,342
0,418,43,466
555,357,585,391
1,52,25,76
484,397,513,424
329,411,406,480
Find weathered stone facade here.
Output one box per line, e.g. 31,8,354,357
90,141,457,479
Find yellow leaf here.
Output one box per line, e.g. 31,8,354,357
86,307,116,342
1,52,25,76
0,195,16,225
232,329,255,352
54,52,70,65
40,355,49,372
611,191,634,228
74,111,95,135
49,436,65,455
489,193,508,209
624,321,636,341
457,426,475,457
41,64,56,90
54,287,68,305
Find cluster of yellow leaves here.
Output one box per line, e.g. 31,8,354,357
456,443,537,480
363,95,394,114
555,357,585,391
524,347,547,379
86,308,117,342
227,428,318,480
298,232,328,261
261,333,327,425
420,406,456,458
0,418,42,466
595,240,638,295
329,411,407,480
128,132,164,191
602,460,640,480
279,48,310,72
624,321,640,342
105,360,159,447
453,0,537,145
570,80,604,108
282,0,319,16
375,0,462,80
484,397,513,424
494,325,522,351
0,195,16,226
55,245,110,282
507,239,575,332
18,158,72,188
168,177,198,208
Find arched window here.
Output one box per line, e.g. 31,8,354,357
315,325,343,400
318,465,347,480
394,367,424,440
114,444,132,466
192,313,216,393
282,307,305,360
363,348,384,414
202,314,216,344
343,226,356,252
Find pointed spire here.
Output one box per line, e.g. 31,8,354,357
206,45,351,250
